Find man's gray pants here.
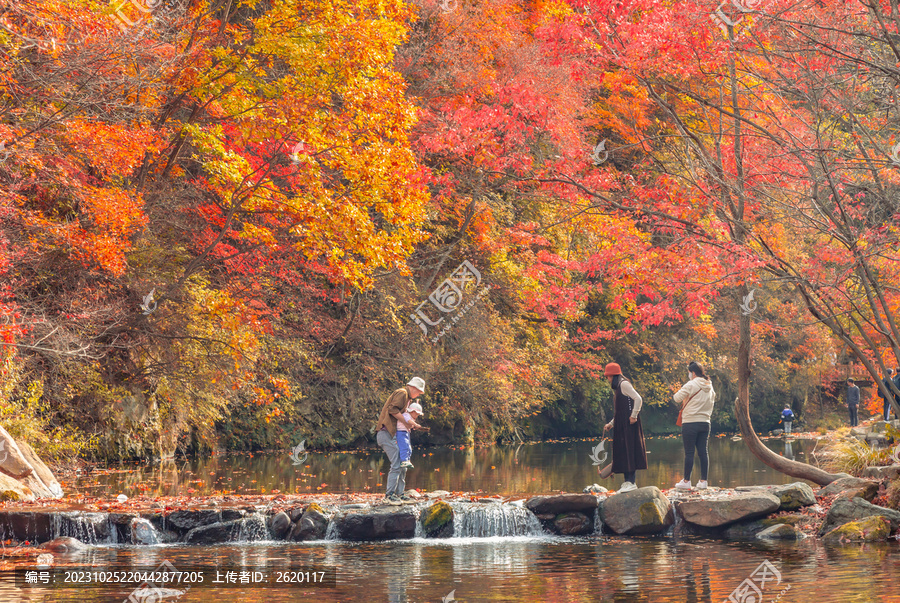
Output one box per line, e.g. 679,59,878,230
377,429,407,496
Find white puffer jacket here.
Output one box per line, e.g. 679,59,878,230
674,377,715,423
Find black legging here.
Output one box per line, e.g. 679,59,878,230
682,422,710,481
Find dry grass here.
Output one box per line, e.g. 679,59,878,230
820,437,893,476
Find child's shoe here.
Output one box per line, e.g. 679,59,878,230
696,480,708,490
675,479,692,490
399,460,414,468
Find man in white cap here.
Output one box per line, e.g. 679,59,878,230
376,377,424,503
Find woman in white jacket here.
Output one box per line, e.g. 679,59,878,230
673,361,715,490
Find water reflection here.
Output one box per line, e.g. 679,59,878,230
4,538,900,602
70,437,820,499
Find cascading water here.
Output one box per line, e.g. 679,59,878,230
450,502,543,537
228,512,269,542
51,512,112,544
413,507,424,539
323,518,339,541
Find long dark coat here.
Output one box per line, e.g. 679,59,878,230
610,380,648,474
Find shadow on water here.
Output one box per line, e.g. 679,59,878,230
71,436,823,498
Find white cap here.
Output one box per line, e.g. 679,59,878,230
407,377,425,392
408,402,424,415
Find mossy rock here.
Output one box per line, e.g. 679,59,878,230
420,500,453,538
0,490,21,502
822,515,891,543
305,503,325,515
599,486,674,535
639,501,663,526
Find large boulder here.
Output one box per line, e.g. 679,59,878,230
332,507,417,541
289,505,329,541
822,515,891,543
817,477,879,502
735,482,816,511
678,492,780,529
16,442,63,498
0,429,62,500
267,511,292,539
599,487,674,535
419,501,453,538
525,494,599,516
0,426,34,480
819,497,900,536
21,473,54,499
0,473,34,502
129,518,160,545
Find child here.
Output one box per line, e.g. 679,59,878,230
397,402,425,468
781,405,795,436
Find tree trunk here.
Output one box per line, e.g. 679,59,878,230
736,284,841,486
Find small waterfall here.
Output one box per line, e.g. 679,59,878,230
130,517,160,545
450,503,543,537
593,506,603,534
324,518,339,541
234,512,268,542
51,512,111,544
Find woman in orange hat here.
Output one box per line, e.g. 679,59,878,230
602,362,647,493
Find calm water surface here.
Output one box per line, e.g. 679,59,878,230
70,436,823,498
7,436,896,602
3,538,900,601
